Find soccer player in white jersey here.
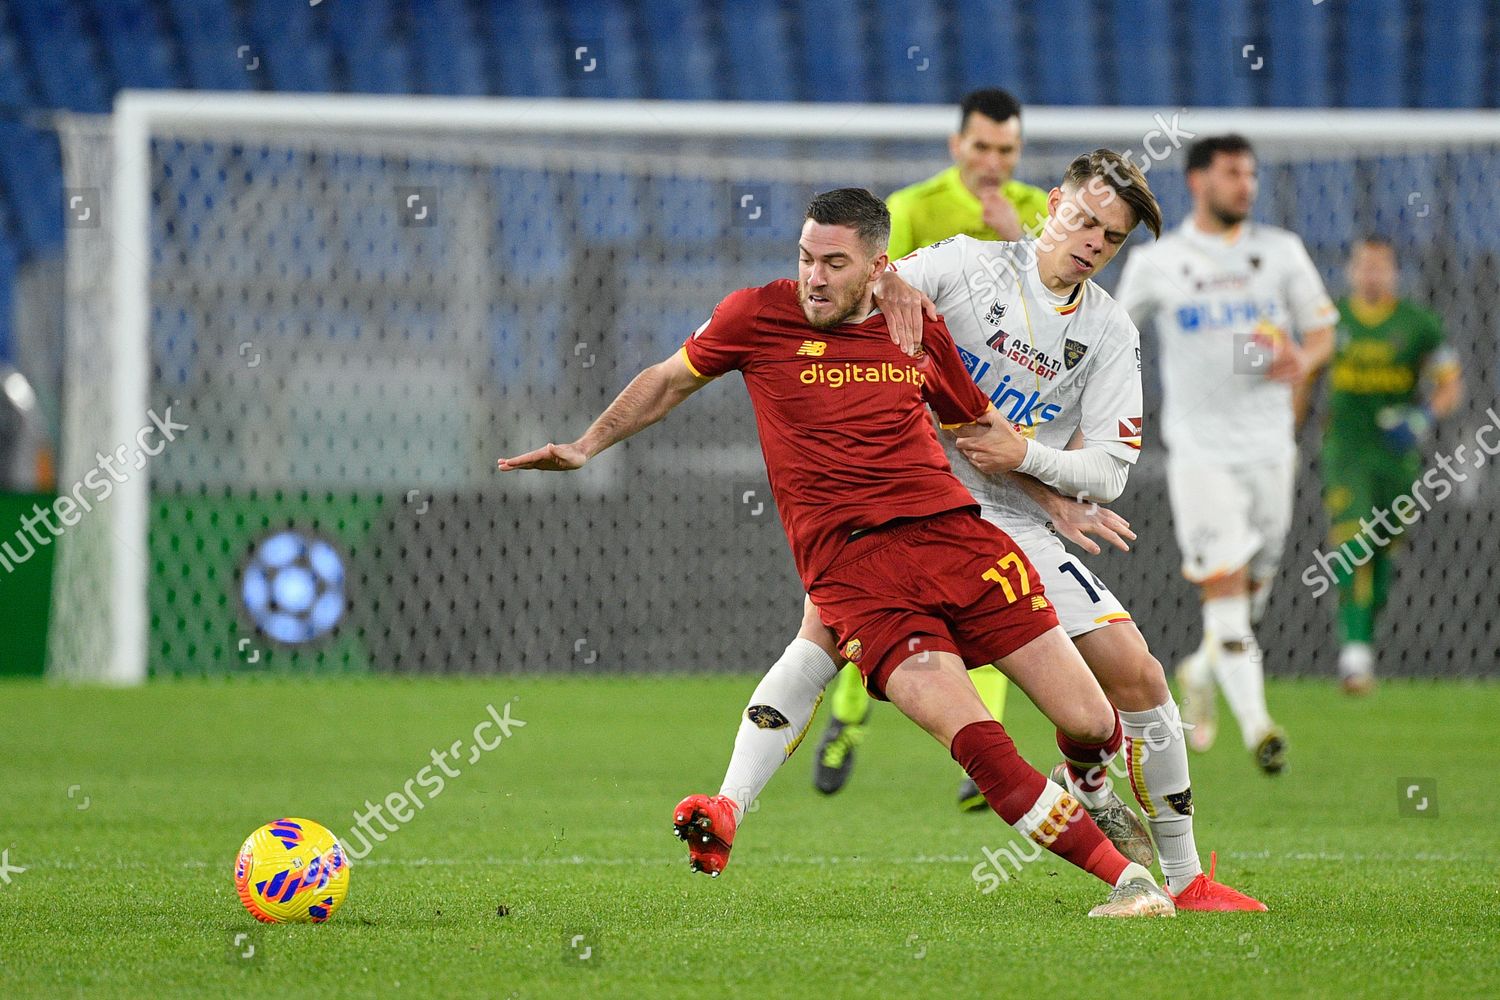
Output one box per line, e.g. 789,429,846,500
1113,135,1338,774
679,151,1264,911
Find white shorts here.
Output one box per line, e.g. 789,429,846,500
1165,456,1296,584
997,522,1133,639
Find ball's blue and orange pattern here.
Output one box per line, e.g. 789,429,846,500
234,817,350,923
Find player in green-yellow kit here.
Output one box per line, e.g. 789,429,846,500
814,89,1049,810
1323,237,1462,693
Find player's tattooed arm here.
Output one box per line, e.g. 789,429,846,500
497,352,708,472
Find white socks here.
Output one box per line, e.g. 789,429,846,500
1203,595,1273,748
718,638,839,821
1119,701,1202,894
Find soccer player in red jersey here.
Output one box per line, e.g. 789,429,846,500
499,188,1173,917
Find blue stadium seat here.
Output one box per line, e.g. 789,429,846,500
1449,150,1500,253
638,0,719,101
561,0,645,99
1107,0,1176,107
491,167,571,280
350,44,416,96
793,0,868,101
718,0,797,101
1032,0,1103,105
1183,0,1256,107
152,301,199,388
10,0,111,111
481,0,568,98
408,0,490,96
952,0,1029,101
163,0,255,92
1340,0,1407,107
1278,160,1357,251
572,170,645,242
1418,0,1484,109
1263,0,1331,108
0,122,63,255
316,0,415,94
489,298,566,384
1141,166,1189,229
871,0,948,104
85,0,180,92
643,175,723,243
1369,155,1441,243
245,1,335,93
0,238,15,361
0,30,36,108
317,0,395,55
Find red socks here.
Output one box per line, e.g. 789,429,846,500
1056,712,1123,795
952,720,1130,886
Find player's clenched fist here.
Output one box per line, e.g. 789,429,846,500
497,442,588,472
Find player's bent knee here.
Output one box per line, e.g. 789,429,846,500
1105,651,1170,711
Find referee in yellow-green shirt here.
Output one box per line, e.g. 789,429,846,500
813,88,1050,811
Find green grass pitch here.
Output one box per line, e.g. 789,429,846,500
1,674,1497,998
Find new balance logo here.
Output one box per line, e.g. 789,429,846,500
796,340,827,357
1031,595,1049,612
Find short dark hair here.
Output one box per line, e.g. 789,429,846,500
959,88,1022,131
1186,134,1255,172
1355,233,1396,251
804,188,890,254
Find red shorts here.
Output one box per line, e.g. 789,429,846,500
808,508,1059,699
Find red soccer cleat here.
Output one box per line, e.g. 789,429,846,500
1168,851,1268,912
672,794,738,877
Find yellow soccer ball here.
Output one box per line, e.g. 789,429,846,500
234,817,350,923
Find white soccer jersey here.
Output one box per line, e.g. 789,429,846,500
1114,220,1338,465
891,236,1144,529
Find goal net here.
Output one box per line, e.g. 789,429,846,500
50,95,1500,682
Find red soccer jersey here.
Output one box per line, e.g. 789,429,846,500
681,278,991,588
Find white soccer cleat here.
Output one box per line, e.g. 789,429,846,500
1089,863,1176,918
1338,643,1376,696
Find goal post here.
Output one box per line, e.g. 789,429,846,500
50,91,1500,684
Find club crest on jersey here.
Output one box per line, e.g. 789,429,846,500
983,301,1008,326
843,638,863,662
1063,338,1088,370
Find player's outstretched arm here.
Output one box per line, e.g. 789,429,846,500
498,350,709,472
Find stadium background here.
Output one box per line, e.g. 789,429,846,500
0,0,1496,682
